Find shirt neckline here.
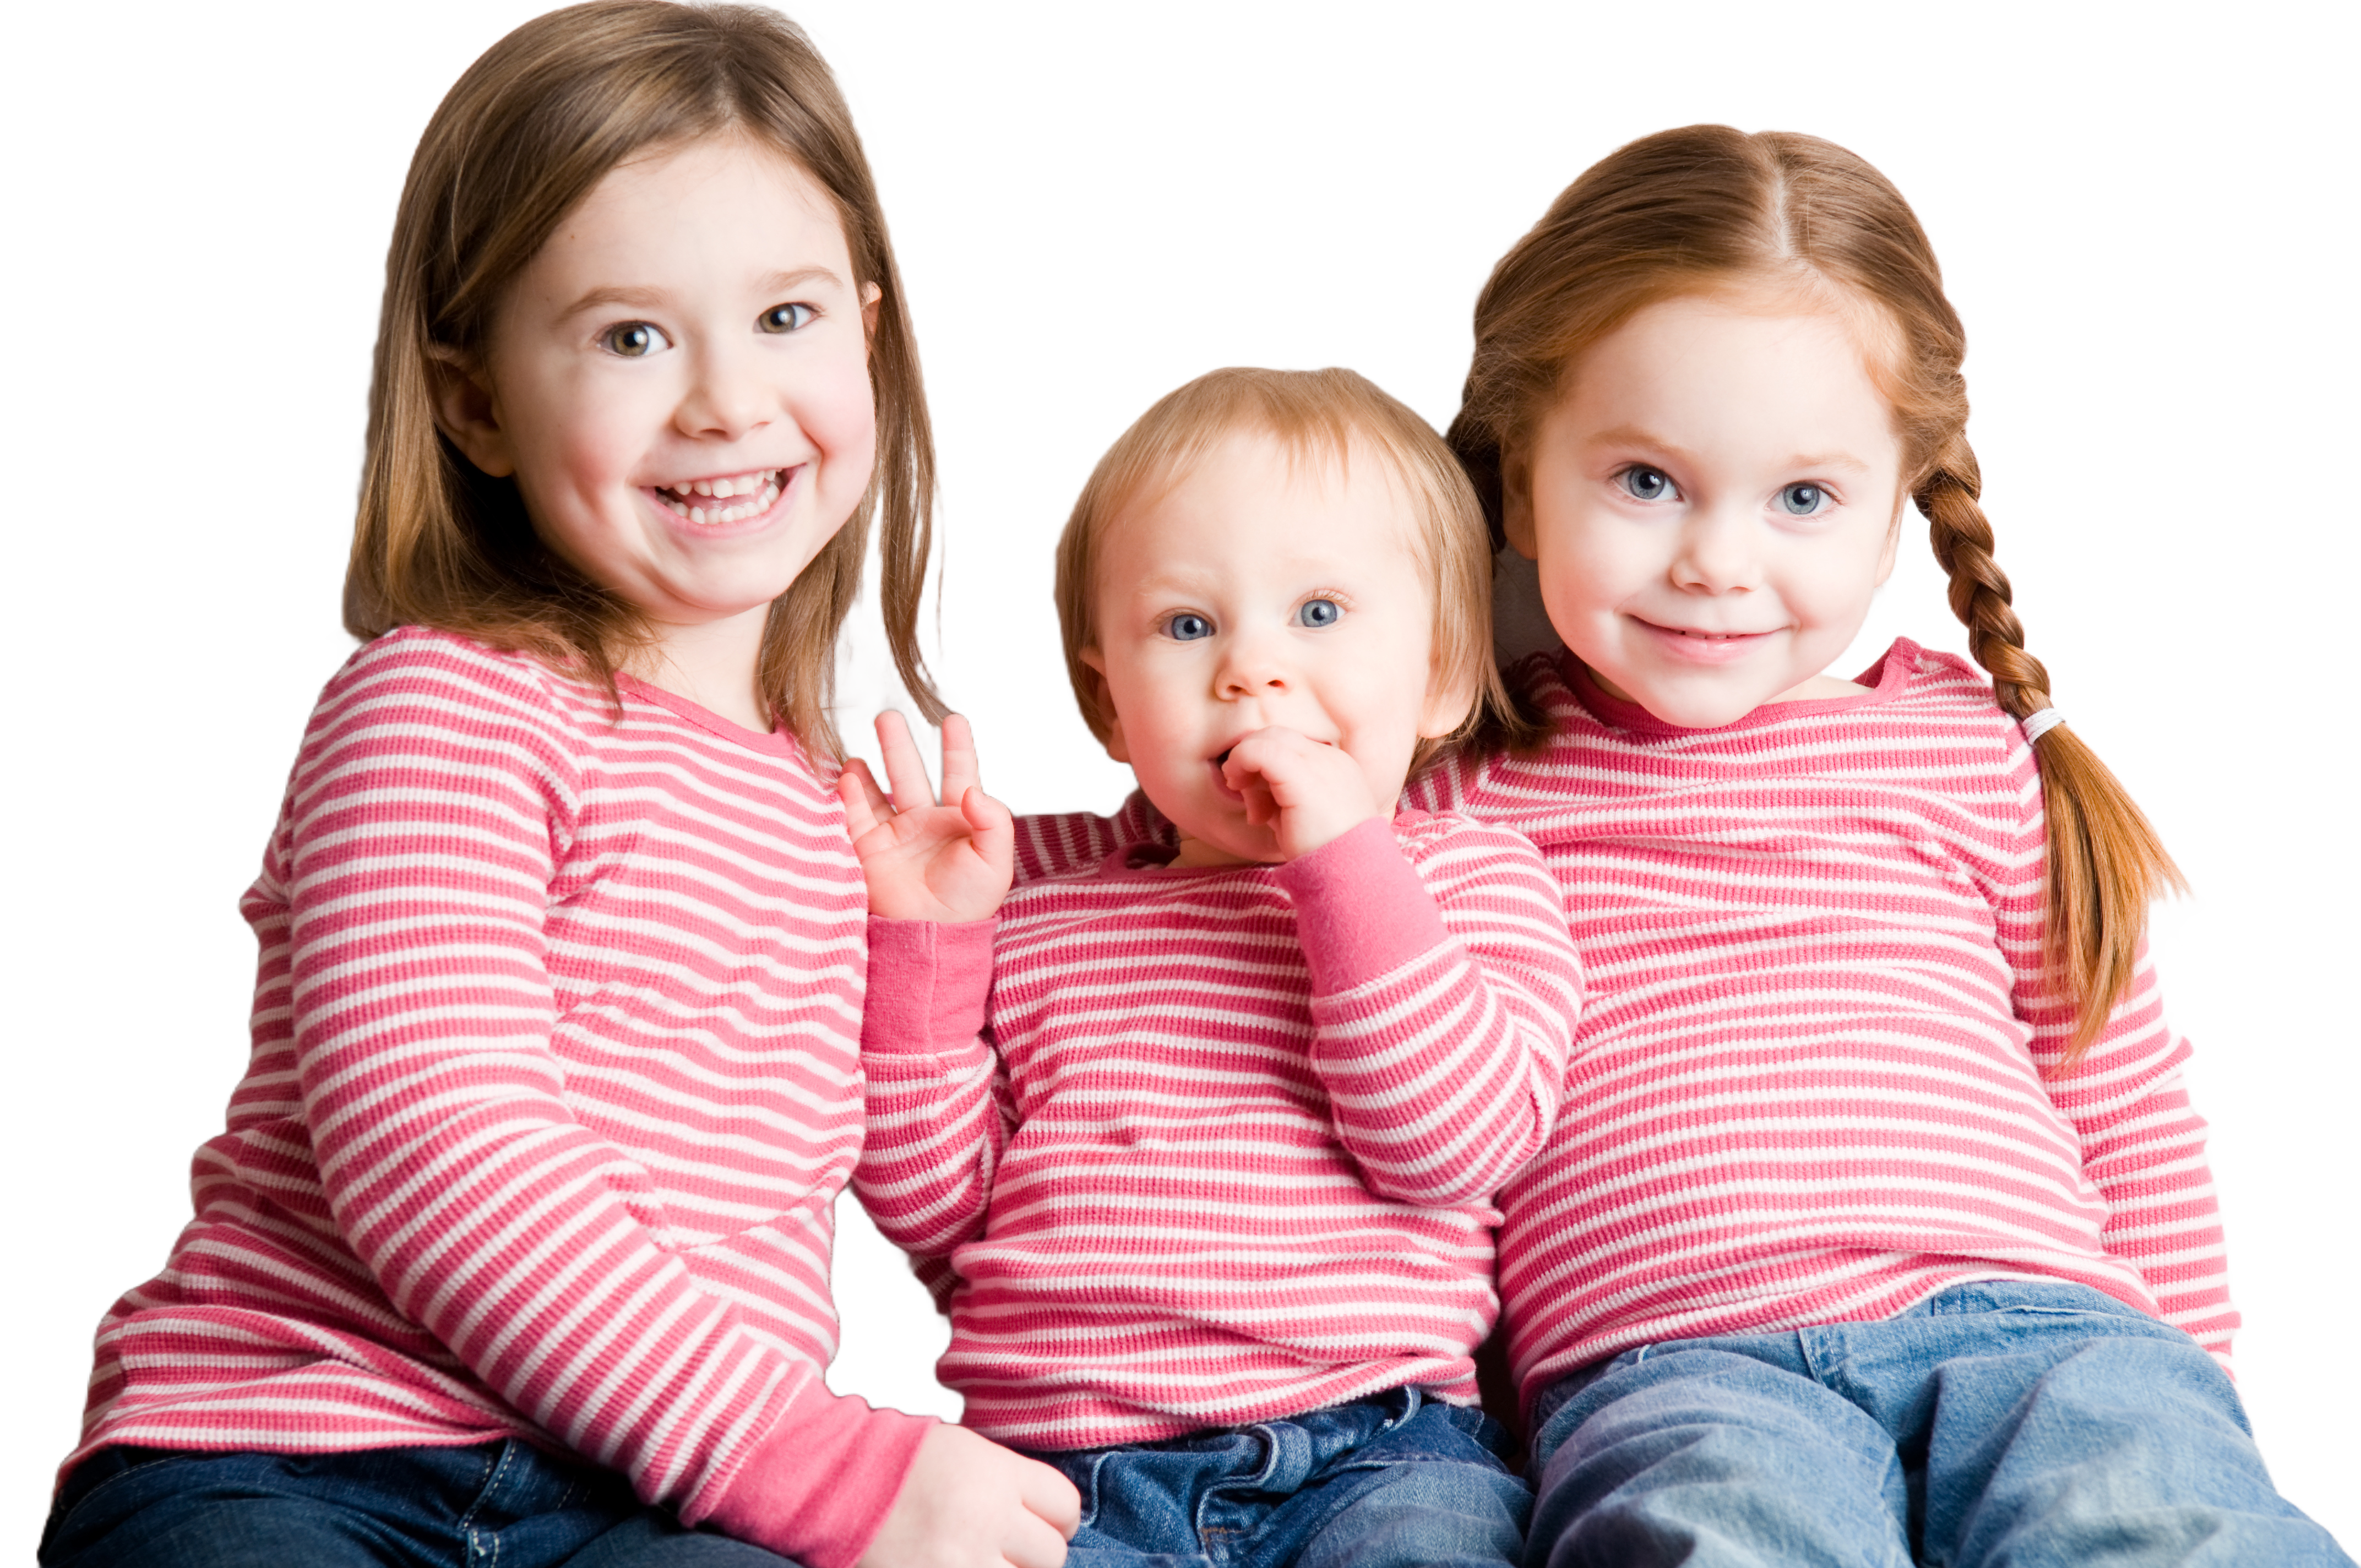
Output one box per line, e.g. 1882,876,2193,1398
616,672,806,760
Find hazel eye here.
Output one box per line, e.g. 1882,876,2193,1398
1778,482,1830,516
759,303,816,334
601,322,671,358
1296,598,1341,629
1165,612,1213,642
1620,465,1677,502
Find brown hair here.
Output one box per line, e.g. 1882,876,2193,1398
345,0,941,753
1055,367,1537,773
1450,125,2180,1064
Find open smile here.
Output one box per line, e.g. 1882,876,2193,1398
646,466,793,526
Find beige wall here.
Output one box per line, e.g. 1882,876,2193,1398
7,0,2352,1548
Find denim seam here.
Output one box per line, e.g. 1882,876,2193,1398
456,1439,518,1535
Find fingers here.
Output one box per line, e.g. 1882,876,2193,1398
1018,1459,1082,1540
938,712,981,805
838,758,890,840
1002,1508,1073,1568
874,709,939,811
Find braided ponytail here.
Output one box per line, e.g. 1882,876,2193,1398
1916,443,2183,1063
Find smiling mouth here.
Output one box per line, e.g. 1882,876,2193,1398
651,467,786,525
1645,622,1768,640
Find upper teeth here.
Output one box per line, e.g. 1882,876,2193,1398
656,469,784,524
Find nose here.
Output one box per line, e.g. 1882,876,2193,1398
673,340,773,443
1214,622,1292,703
1669,502,1761,595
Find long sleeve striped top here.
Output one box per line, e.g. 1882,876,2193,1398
855,814,1581,1450
1403,640,2235,1409
1015,640,2237,1415
64,628,930,1568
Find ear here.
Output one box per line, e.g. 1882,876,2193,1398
1078,646,1130,763
1417,658,1481,742
861,281,882,344
1500,444,1539,561
426,345,516,479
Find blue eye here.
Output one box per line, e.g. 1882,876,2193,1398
1621,465,1676,502
759,303,815,334
1778,483,1829,516
1166,612,1213,641
1296,598,1341,628
602,322,671,358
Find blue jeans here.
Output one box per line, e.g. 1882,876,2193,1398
1031,1386,1530,1568
1524,1280,2352,1568
39,1439,800,1567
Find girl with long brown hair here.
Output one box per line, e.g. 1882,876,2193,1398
1409,126,2350,1563
40,6,1078,1566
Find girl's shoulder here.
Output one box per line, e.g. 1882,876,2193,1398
327,624,601,729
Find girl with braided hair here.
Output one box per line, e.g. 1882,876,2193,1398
1405,125,2352,1565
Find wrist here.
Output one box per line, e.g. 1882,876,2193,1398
1278,801,1388,863
699,1382,936,1568
1276,818,1450,993
863,916,996,1053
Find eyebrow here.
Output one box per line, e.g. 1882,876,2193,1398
1582,424,1875,475
555,265,849,322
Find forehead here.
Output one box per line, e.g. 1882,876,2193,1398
1561,294,1900,447
1096,428,1426,589
520,135,853,294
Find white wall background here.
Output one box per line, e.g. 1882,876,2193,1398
6,0,2354,1552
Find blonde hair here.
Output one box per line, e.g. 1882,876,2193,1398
345,0,942,753
1054,367,1536,775
1450,124,2180,1064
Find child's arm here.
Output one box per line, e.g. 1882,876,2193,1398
1982,745,2237,1365
841,714,1011,1262
1226,729,1580,1206
2021,937,2237,1364
1285,816,1578,1205
284,641,1067,1568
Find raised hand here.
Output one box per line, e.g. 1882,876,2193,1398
855,1423,1080,1568
1219,726,1385,862
839,712,1014,923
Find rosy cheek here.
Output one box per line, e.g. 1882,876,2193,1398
798,352,879,469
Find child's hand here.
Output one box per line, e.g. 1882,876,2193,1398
857,1423,1080,1568
840,712,1014,923
1220,726,1385,862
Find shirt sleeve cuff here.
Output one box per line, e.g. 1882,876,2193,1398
1275,817,1450,995
862,916,995,1054
699,1379,937,1568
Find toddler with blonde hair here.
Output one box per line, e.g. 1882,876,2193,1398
839,367,1580,1568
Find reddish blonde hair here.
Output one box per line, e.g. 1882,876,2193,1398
1055,367,1537,772
345,1,941,753
1449,125,2180,1063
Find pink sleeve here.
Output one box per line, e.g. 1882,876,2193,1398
704,1382,932,1565
1986,752,2237,1364
283,639,926,1568
1276,816,1580,1206
853,917,1007,1261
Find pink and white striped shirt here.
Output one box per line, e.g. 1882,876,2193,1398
855,814,1581,1449
1405,640,2235,1408
1019,641,2236,1414
66,628,928,1568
